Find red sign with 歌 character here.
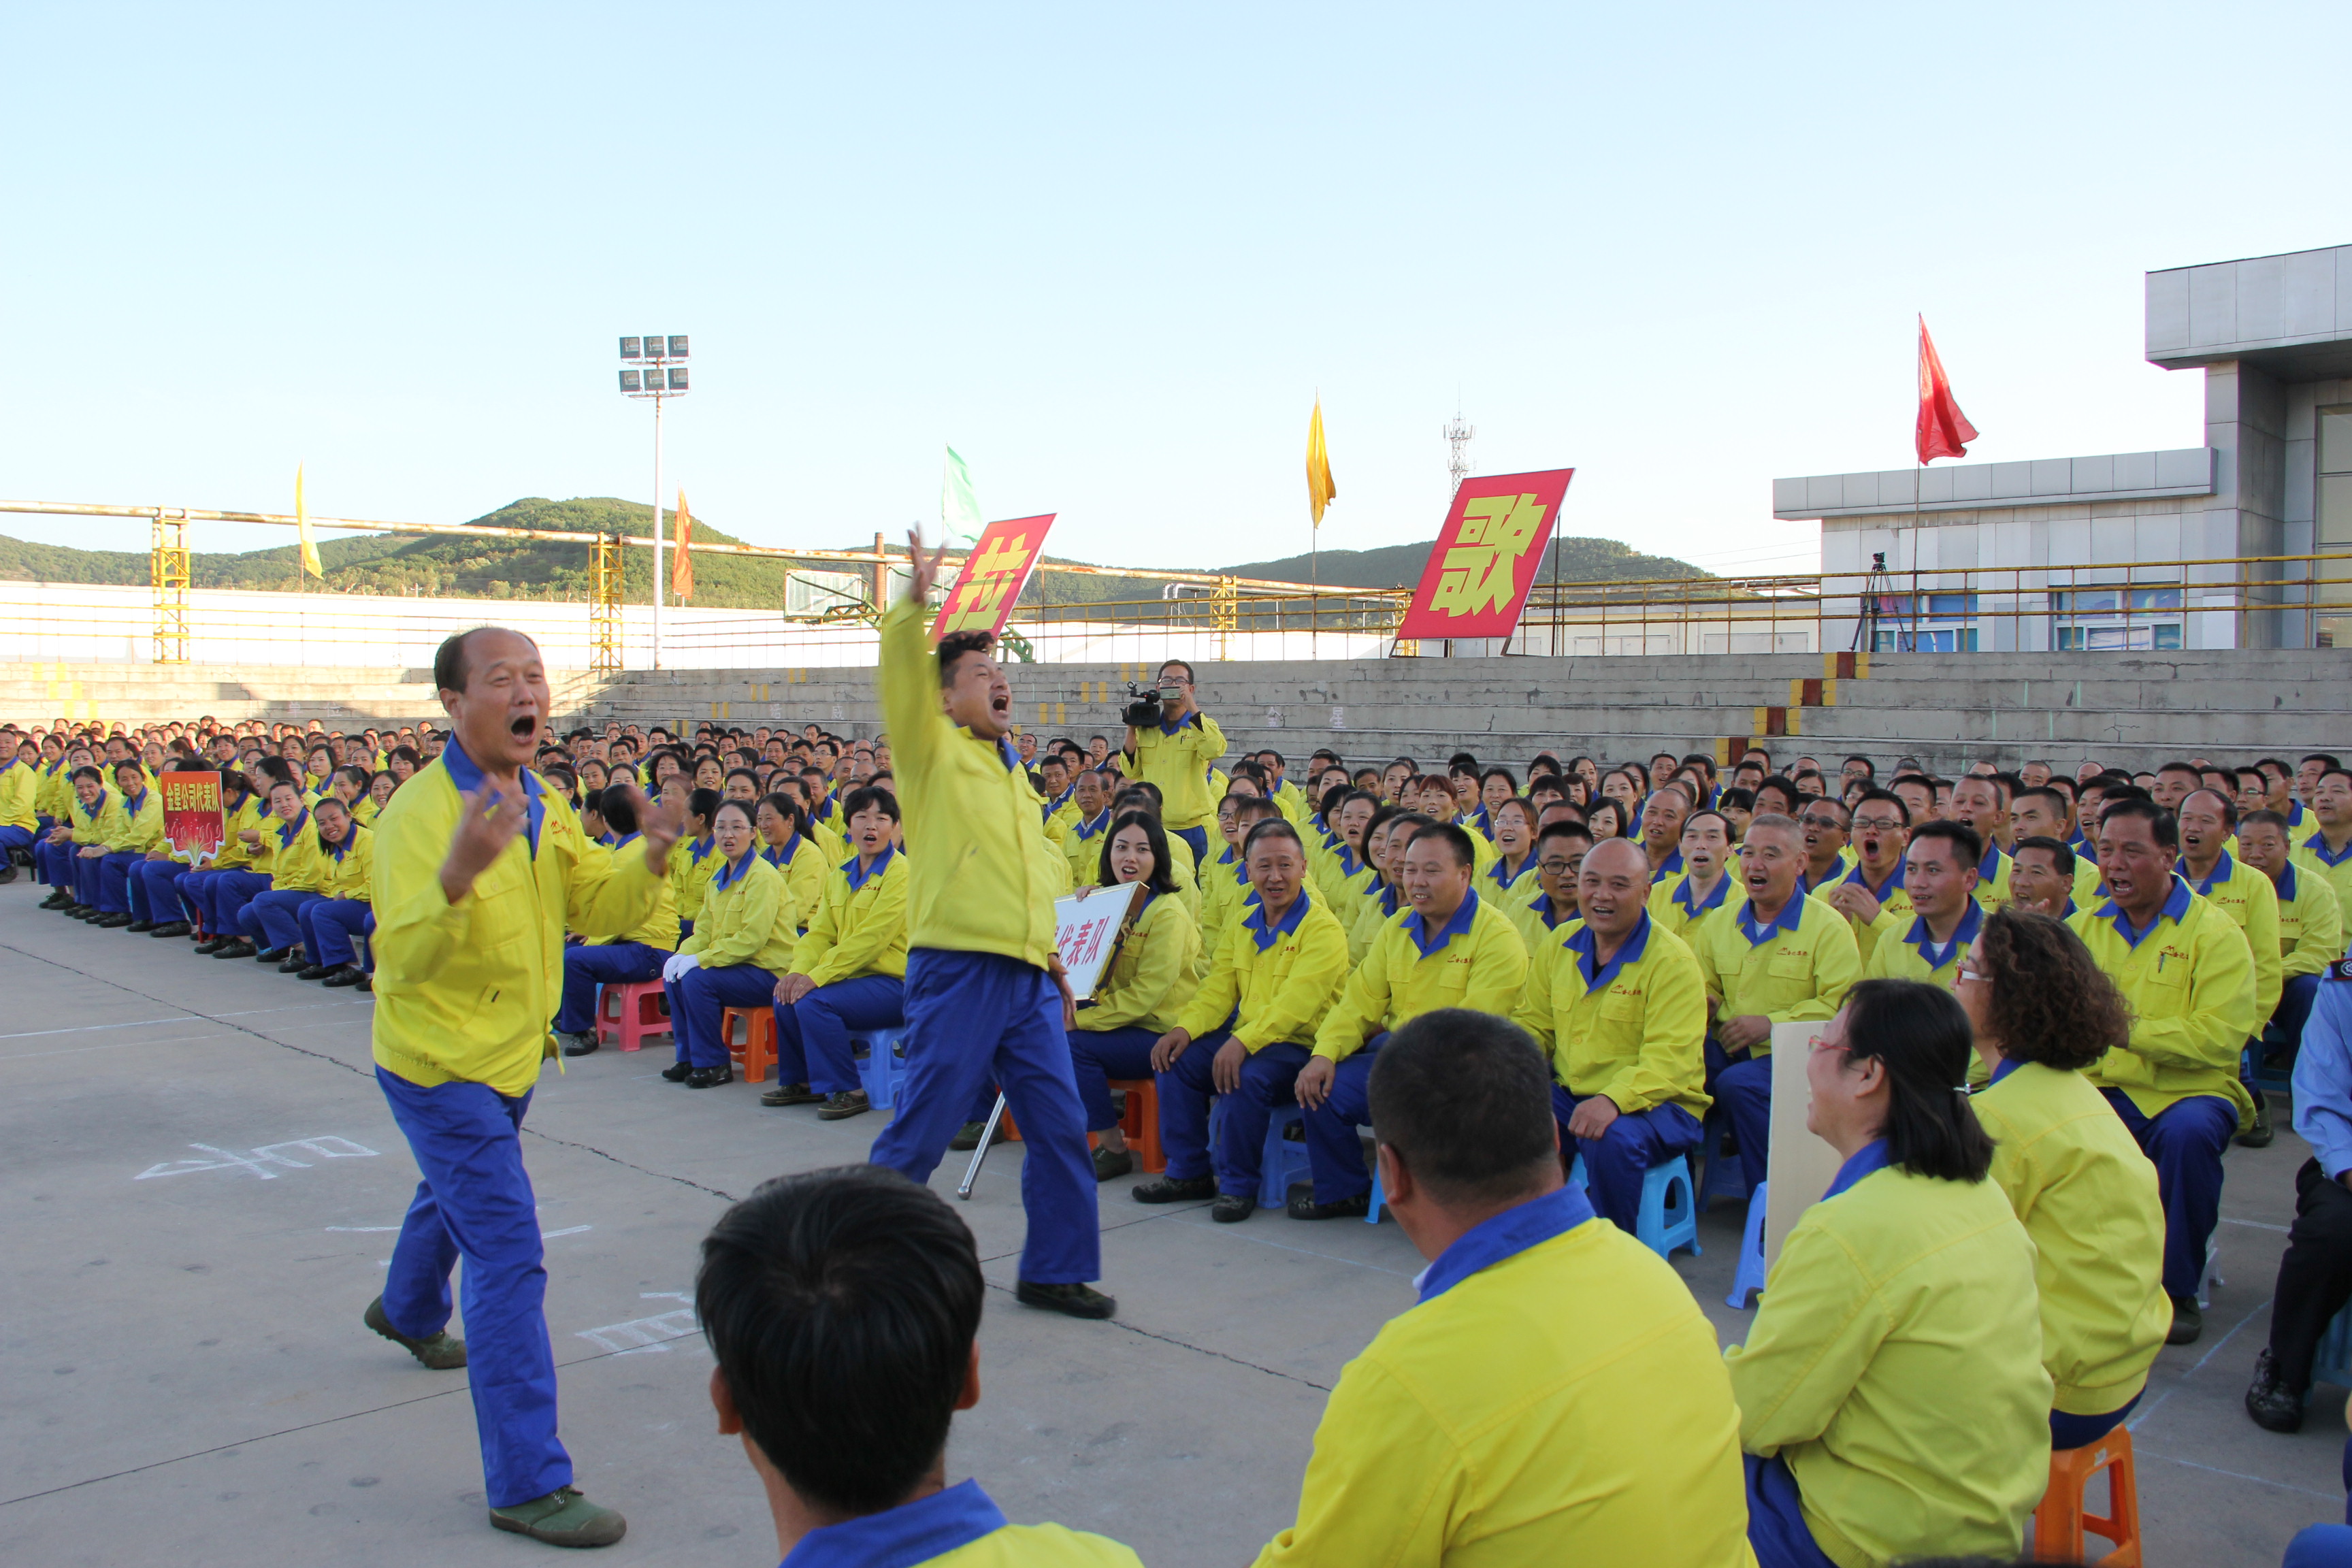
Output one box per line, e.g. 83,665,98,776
161,770,225,865
930,514,1057,642
1396,468,1575,642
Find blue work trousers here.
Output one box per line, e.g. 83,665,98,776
248,887,325,951
1159,1034,1311,1198
777,974,903,1095
0,823,33,866
1553,1088,1701,1235
376,1068,568,1509
302,898,375,970
868,948,1101,1286
33,837,71,889
129,859,188,923
71,848,106,906
2048,1393,2138,1450
667,963,779,1068
553,941,664,1034
1712,1039,1774,1196
2267,972,2324,1068
1170,826,1208,866
96,850,146,913
2104,1088,2238,1300
1744,1454,1840,1568
194,868,272,934
1298,1036,1386,1203
1066,1024,1164,1132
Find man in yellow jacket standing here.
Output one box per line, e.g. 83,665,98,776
867,534,1112,1321
365,628,684,1550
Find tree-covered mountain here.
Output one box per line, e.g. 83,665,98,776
1219,535,1706,589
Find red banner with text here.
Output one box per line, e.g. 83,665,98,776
930,514,1056,642
161,770,225,865
1396,469,1575,642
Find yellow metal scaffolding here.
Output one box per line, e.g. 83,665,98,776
150,508,191,664
589,532,623,673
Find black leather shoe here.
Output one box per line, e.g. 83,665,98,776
760,1081,823,1107
1092,1147,1135,1181
213,940,257,960
193,936,228,954
321,966,365,987
1015,1279,1116,1319
354,973,372,992
660,1061,693,1083
1210,1193,1258,1224
556,1030,599,1057
39,890,71,910
1130,1175,1217,1205
296,963,331,980
98,913,134,928
817,1089,870,1120
2247,1349,2304,1433
125,919,155,933
686,1065,734,1089
255,947,289,964
2236,1096,2275,1149
278,953,310,973
1287,1189,1371,1220
949,1118,1009,1152
150,921,191,938
2168,1294,2204,1345
68,904,99,919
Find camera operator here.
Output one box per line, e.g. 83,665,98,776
1122,659,1226,867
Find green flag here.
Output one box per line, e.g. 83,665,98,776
941,444,984,544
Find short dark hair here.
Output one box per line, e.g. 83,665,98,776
1852,787,1910,827
598,783,640,835
696,1166,983,1517
1242,817,1303,859
2242,808,2292,836
843,785,900,823
1974,910,2128,1073
1908,819,1982,867
1157,657,1196,684
686,786,724,830
2183,787,2238,830
1838,980,1995,1183
1407,822,1478,868
431,626,537,694
936,630,994,686
1537,818,1594,850
2013,834,2075,877
1098,808,1175,894
2304,753,2344,770
1367,1010,1557,1205
2100,796,2177,850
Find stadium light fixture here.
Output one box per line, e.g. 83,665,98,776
617,331,691,668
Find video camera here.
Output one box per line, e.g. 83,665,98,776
1121,681,1179,728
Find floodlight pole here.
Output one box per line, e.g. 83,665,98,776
651,391,665,670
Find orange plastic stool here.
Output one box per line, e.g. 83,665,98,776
1107,1078,1166,1173
596,981,671,1052
723,1007,776,1084
2034,1425,2142,1567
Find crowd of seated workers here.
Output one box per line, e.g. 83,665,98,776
10,697,2352,1563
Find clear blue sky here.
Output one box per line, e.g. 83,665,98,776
7,3,2346,577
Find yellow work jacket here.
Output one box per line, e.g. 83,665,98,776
877,597,1060,968
1064,808,1116,889
1502,884,1580,953
579,835,679,948
353,795,381,828
1256,1188,1752,1568
759,834,826,933
321,823,374,902
670,834,723,925
1514,912,1710,1119
1124,709,1227,833
1970,841,2015,913
0,757,37,830
1312,845,1378,945
1646,870,1739,946
1974,1059,2168,1417
2295,830,2352,925
263,810,333,893
65,788,121,847
1725,1151,2052,1568
1833,859,1913,968
1175,890,1350,1051
1313,892,1529,1062
791,849,911,986
34,759,70,821
2068,878,2256,1127
681,852,798,973
2189,850,2283,1022
1198,842,1252,956
371,747,663,1097
1690,890,1861,1050
209,789,269,870
1075,889,1200,1034
2274,862,2346,981
102,784,165,853
1859,900,1981,989
1477,850,1537,906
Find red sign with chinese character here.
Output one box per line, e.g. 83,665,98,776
1396,469,1575,642
930,514,1057,642
161,770,225,865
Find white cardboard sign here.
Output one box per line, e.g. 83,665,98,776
1054,882,1143,1001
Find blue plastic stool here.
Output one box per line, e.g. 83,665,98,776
1569,1152,1700,1261
1695,1109,1750,1210
1209,1100,1313,1209
854,1027,906,1109
1367,1160,1386,1224
2315,1303,2352,1390
2244,1042,2293,1096
1727,1181,1769,1309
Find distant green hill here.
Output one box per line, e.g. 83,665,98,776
0,496,1708,609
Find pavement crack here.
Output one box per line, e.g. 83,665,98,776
519,1126,741,1204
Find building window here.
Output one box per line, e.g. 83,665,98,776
2318,405,2352,646
1874,627,1980,652
2048,585,2183,652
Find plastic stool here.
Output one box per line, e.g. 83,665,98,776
1209,1100,1313,1209
723,1007,775,1084
1727,1181,1769,1309
1696,1109,1749,1210
2244,1041,2292,1096
855,1027,905,1109
1567,1154,1700,1261
596,980,671,1051
2034,1426,2142,1567
1367,1159,1386,1224
1107,1078,1166,1173
2315,1303,2352,1390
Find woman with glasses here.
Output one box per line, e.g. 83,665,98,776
1957,908,2168,1450
1724,978,2051,1568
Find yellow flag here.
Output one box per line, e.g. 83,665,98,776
1306,399,1337,527
295,464,322,578
671,489,694,602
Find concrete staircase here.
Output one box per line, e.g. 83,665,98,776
0,662,607,728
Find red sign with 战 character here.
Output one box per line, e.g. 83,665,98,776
1397,468,1575,642
161,770,225,865
930,514,1057,642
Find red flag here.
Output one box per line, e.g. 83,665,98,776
1915,315,1978,465
670,490,693,602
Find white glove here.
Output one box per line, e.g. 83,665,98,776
663,951,701,983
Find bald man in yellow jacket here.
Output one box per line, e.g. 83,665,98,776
365,627,684,1550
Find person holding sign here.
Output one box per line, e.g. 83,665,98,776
1724,980,2051,1568
866,533,1111,1322
1066,810,1203,1180
764,786,909,1120
365,627,684,1548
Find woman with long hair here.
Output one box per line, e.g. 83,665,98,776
1958,909,2167,1447
1065,810,1202,1179
1725,979,2051,1568
662,798,798,1090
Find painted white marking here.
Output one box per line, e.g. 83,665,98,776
135,1134,379,1181
0,1015,199,1041
2220,1216,2291,1234
576,1292,697,1355
542,1225,593,1239
325,1226,402,1232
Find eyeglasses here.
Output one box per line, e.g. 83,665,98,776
1851,817,1904,832
1799,815,1846,830
1956,966,1985,984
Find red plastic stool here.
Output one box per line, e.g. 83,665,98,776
1106,1078,1166,1173
596,981,671,1051
2034,1425,2142,1567
723,1007,775,1084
